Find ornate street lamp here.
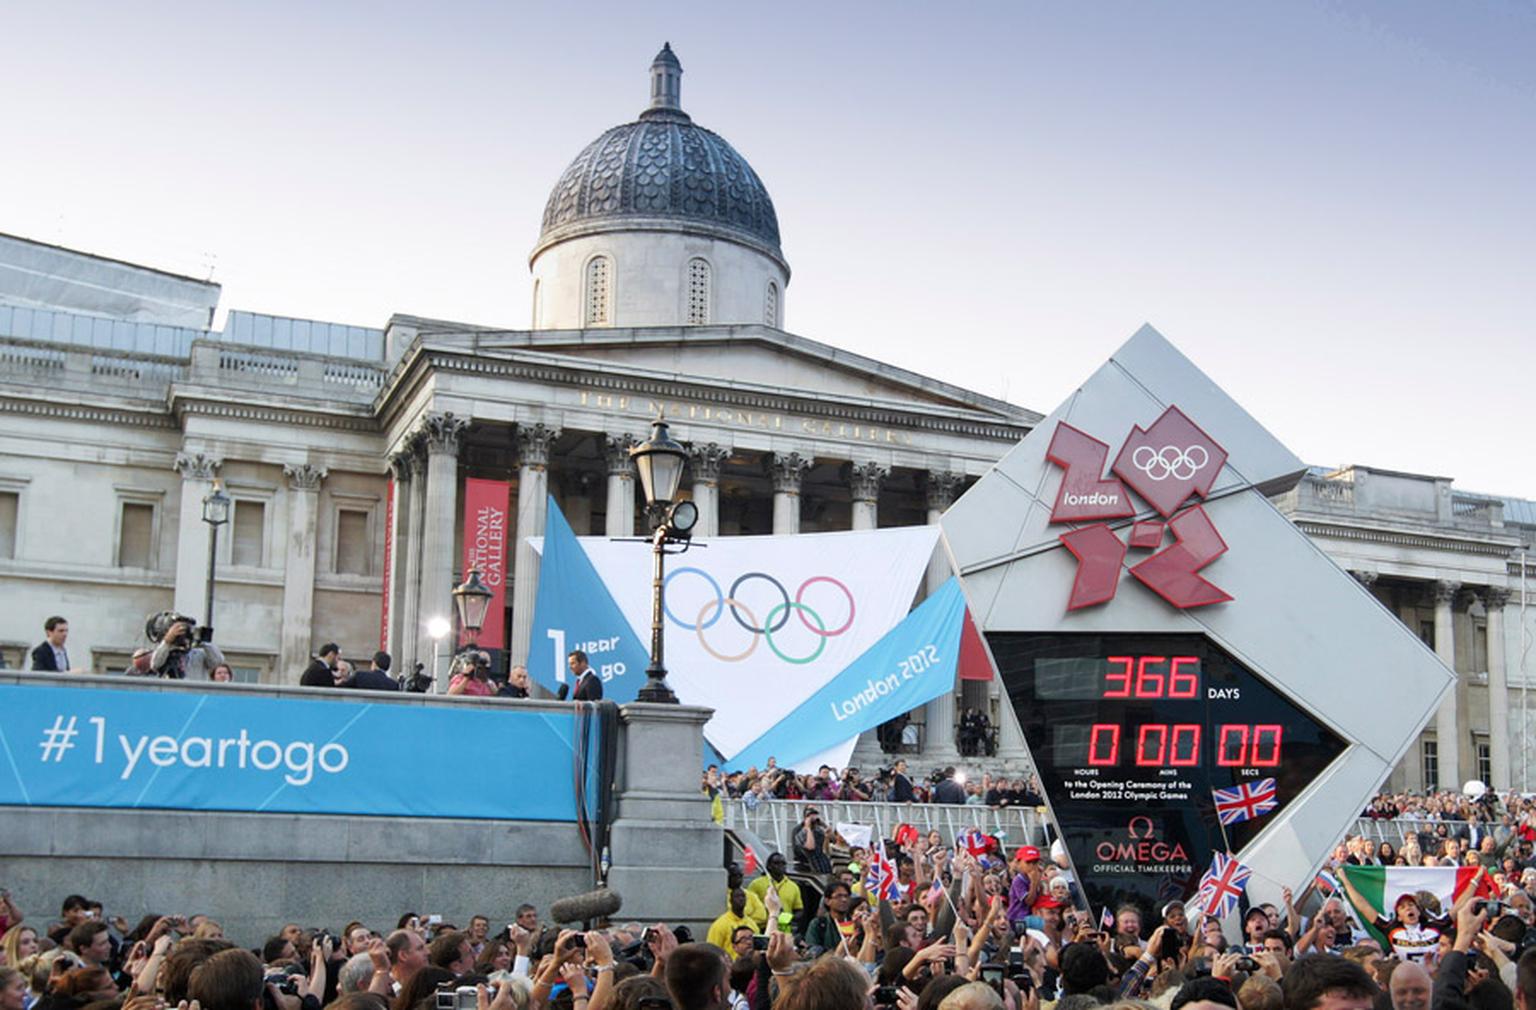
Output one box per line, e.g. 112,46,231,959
201,480,231,640
629,418,698,703
453,568,494,643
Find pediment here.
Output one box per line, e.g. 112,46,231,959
388,315,1038,424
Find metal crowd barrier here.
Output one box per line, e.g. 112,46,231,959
721,798,1047,853
1353,817,1476,848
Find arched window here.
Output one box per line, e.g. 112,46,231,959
584,255,612,326
764,281,779,327
686,258,711,325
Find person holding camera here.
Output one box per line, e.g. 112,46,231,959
447,651,495,697
792,810,832,874
149,617,226,680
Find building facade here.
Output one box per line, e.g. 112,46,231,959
0,46,1531,783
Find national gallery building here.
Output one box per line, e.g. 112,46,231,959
0,47,1531,788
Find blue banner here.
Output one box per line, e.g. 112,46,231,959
0,684,601,821
723,577,968,770
528,497,653,703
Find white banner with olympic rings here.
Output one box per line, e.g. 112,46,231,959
532,519,940,761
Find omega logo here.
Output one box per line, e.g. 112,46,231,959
1096,815,1189,864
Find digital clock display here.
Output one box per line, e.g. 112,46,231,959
988,632,1348,922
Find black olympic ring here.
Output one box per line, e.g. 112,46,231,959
728,572,792,634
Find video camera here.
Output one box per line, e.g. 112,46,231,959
146,611,204,647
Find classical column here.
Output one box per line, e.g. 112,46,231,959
508,422,562,667
279,464,327,677
560,472,596,535
1433,580,1462,790
172,451,222,620
849,462,887,532
415,413,468,682
384,451,414,662
605,433,638,538
1487,587,1512,790
400,438,428,677
922,471,964,759
688,443,729,538
1350,570,1378,590
768,452,811,535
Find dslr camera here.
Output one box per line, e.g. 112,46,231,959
435,985,478,1010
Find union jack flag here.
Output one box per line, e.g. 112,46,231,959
1193,851,1252,920
957,828,990,856
1212,779,1278,826
865,841,901,901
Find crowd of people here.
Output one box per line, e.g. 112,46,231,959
704,764,1045,810
8,815,1536,1010
15,614,580,700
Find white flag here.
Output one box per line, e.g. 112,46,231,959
837,822,873,850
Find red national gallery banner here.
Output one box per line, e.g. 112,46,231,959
462,478,510,649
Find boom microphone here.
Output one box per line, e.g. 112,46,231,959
548,888,623,924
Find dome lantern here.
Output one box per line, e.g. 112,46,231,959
645,42,686,120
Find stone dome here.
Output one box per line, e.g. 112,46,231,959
534,44,785,269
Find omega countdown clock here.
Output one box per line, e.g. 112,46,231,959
941,326,1456,921
987,633,1347,914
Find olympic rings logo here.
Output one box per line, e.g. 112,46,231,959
1130,444,1209,482
663,568,856,664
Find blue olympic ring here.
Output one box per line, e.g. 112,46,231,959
663,567,724,630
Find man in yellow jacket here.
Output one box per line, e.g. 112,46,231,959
746,851,804,935
706,889,758,958
729,862,768,931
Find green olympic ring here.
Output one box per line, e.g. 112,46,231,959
762,601,828,665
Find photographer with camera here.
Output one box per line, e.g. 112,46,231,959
791,810,831,875
447,652,495,698
148,613,226,681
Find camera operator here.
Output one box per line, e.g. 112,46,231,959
148,615,226,680
793,809,832,874
447,651,495,697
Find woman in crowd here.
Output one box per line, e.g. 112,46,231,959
0,968,28,1010
1,928,38,971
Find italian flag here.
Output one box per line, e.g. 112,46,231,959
1338,865,1492,946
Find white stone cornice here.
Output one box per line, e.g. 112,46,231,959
1291,518,1519,559
175,399,377,432
0,396,177,429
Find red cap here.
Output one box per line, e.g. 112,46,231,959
1034,895,1066,909
1015,845,1041,862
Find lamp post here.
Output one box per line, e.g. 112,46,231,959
201,480,231,639
453,568,494,645
629,418,698,703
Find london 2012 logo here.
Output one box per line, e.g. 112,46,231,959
662,569,855,663
1045,406,1231,611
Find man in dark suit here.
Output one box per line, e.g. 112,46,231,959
345,651,399,691
31,616,75,672
300,642,341,686
569,649,603,701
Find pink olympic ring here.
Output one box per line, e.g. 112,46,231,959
794,576,856,637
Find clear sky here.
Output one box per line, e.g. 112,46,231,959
2,2,1531,497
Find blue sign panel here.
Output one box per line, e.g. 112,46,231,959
0,685,600,822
